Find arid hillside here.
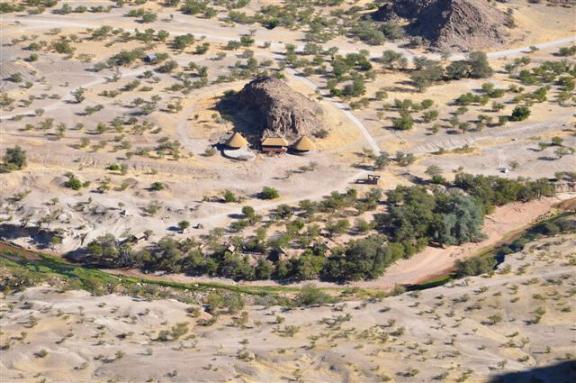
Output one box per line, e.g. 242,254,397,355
1,231,575,382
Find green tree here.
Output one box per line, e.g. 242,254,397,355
259,186,279,200
468,51,493,78
430,192,485,246
241,205,255,219
374,152,390,170
255,258,274,280
140,11,157,23
83,234,133,267
455,255,496,277
223,190,238,203
322,236,402,281
173,34,195,50
509,105,531,121
392,112,414,130
177,220,190,233
292,254,325,280
63,173,85,190
2,146,27,171
326,219,351,237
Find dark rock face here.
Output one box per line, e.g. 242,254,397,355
373,0,510,51
373,0,436,21
234,77,323,140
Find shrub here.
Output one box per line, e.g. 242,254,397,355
34,349,48,358
509,105,531,121
259,186,279,200
374,152,390,169
241,206,255,218
455,255,496,277
295,284,332,306
177,220,190,232
392,112,414,130
223,190,238,203
1,146,27,171
149,182,165,191
63,173,86,190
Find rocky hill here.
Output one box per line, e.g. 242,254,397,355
374,0,512,51
232,77,324,141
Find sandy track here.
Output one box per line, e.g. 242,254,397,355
284,68,382,156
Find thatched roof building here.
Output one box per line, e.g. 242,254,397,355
261,136,289,154
226,132,248,149
292,136,316,153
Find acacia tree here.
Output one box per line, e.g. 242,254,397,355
178,220,190,233
509,105,531,121
392,112,414,130
321,235,402,281
71,87,86,103
2,146,27,171
430,192,485,246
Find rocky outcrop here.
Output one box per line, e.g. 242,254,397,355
373,0,511,51
372,0,436,21
233,77,323,141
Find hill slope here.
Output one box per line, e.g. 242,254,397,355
374,0,512,51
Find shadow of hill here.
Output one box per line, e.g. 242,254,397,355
216,90,263,146
0,224,56,249
489,361,576,383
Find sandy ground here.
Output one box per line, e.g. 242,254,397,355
1,233,575,383
0,0,575,290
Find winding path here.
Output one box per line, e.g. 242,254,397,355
284,68,382,155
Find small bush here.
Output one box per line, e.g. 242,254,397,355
149,182,165,191
295,284,333,306
259,186,279,200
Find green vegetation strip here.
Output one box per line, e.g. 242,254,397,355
0,244,373,298
406,275,452,291
1,245,280,295
2,210,573,298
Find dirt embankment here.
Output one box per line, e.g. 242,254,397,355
2,233,575,383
